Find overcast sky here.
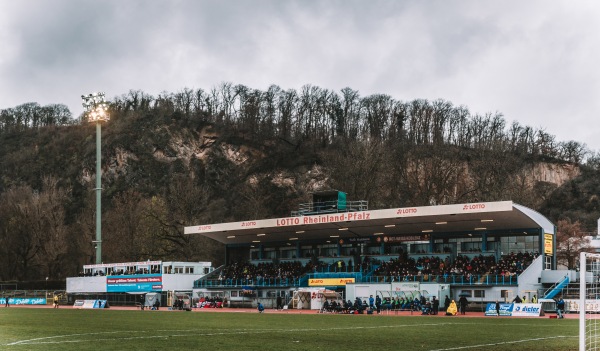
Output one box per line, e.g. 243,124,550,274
1,0,599,151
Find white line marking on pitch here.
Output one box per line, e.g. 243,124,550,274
5,323,461,346
5,322,573,347
428,335,576,351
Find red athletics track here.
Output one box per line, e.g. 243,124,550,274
3,304,575,319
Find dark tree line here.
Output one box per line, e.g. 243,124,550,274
0,83,595,282
105,84,589,163
0,102,73,132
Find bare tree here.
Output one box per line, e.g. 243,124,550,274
556,219,591,269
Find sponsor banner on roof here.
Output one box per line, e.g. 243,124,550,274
184,201,513,234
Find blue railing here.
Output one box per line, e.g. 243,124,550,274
194,272,517,288
543,275,570,299
361,274,518,285
194,277,302,288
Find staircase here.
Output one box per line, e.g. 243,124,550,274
542,275,570,299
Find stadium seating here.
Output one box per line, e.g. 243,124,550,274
195,252,538,288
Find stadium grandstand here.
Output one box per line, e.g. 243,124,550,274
184,191,566,311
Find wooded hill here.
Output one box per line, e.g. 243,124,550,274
0,84,598,281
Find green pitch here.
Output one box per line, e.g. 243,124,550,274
0,309,578,351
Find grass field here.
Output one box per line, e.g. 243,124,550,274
0,308,579,351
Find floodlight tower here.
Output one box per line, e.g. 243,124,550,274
81,92,109,264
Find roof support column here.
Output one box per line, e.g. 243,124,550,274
429,235,435,253
481,232,487,251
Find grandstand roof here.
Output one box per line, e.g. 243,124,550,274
184,201,555,245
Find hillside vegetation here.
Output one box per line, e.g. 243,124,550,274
0,84,598,281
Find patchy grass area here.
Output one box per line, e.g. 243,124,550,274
0,308,579,351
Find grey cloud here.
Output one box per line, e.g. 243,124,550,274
1,0,599,151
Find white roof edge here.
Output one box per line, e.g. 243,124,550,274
184,200,514,234
513,203,555,234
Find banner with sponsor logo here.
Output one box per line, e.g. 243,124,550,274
185,201,513,234
0,297,46,305
485,303,542,317
107,274,163,292
512,303,542,316
565,299,600,313
391,282,420,292
484,303,513,316
544,234,553,255
73,299,108,309
308,278,355,286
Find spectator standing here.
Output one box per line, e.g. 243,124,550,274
458,296,468,315
375,295,382,314
495,300,500,316
276,295,283,310
444,295,451,311
556,296,565,319
4,295,8,307
369,295,374,310
432,296,439,315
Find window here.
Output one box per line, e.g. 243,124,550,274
174,267,183,274
474,290,485,298
185,267,194,274
231,291,238,297
460,290,472,298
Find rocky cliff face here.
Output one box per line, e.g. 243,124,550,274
91,124,582,212
527,162,580,187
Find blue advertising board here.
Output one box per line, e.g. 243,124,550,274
1,297,46,305
106,274,163,293
484,302,513,316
